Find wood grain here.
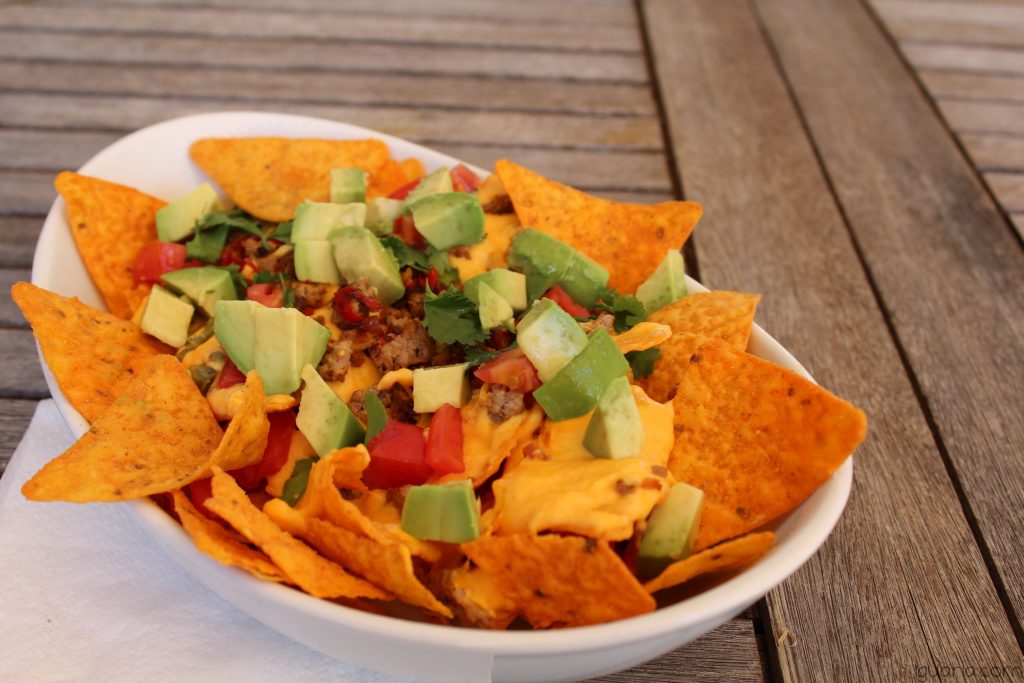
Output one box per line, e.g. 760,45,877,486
919,70,1024,104
902,42,1024,75
642,1,1024,681
874,0,1024,27
0,329,49,399
0,398,38,478
938,99,1024,134
962,132,1024,169
0,216,43,269
0,268,30,328
880,16,1024,46
983,172,1024,210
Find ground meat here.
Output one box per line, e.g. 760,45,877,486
254,247,294,276
481,194,513,214
348,384,416,425
316,339,355,382
580,312,615,334
291,282,334,310
367,307,435,373
485,385,526,423
404,290,426,319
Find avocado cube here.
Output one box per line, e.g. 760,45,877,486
401,480,480,543
252,306,330,395
329,226,405,305
637,482,704,580
412,363,471,413
560,250,609,308
408,193,485,251
330,167,367,204
292,201,367,242
402,167,452,208
156,183,222,243
507,228,574,302
161,267,238,317
463,268,528,312
297,364,365,456
365,197,404,235
141,285,195,348
515,298,588,382
477,282,514,331
635,250,686,313
583,375,644,459
294,240,341,284
214,299,259,372
532,328,629,421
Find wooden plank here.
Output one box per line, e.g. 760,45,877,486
0,4,641,53
0,170,57,216
0,329,49,399
0,29,646,83
879,17,1024,47
0,94,662,152
756,0,1024,647
642,2,1024,681
874,0,1024,27
1010,212,1024,239
0,61,656,117
919,70,1024,104
937,99,1024,134
961,132,1024,169
0,216,44,269
0,268,31,328
984,171,1024,210
0,398,39,479
902,43,1024,75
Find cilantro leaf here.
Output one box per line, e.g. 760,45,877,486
197,208,269,250
184,223,230,263
270,220,293,244
365,392,387,443
380,236,430,271
626,348,661,379
595,287,648,333
427,249,460,287
422,287,488,346
464,341,518,367
253,269,276,284
279,273,296,308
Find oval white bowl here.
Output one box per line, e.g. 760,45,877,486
32,111,852,683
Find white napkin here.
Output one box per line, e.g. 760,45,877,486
0,401,427,683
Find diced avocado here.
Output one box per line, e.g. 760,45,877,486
507,229,609,306
294,240,341,284
412,362,471,413
408,193,485,250
252,306,330,395
560,250,609,308
515,298,588,382
583,375,644,458
297,364,365,456
477,282,514,331
291,201,367,242
330,167,367,204
329,226,405,305
156,183,222,243
637,482,704,580
532,328,629,421
365,197,404,235
161,267,238,316
463,268,527,312
140,285,195,348
214,299,259,372
401,480,480,543
402,167,452,207
635,250,686,313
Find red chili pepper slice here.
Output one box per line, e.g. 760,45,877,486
333,285,382,324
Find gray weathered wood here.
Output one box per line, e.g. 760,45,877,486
642,2,1024,682
0,216,43,269
0,398,39,478
919,70,1024,104
938,99,1024,135
0,329,49,399
962,132,1024,169
0,170,57,216
0,268,30,328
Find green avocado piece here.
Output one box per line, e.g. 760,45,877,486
214,299,259,372
402,167,452,208
297,364,365,456
156,184,222,243
294,240,341,284
463,268,527,312
365,197,404,235
560,250,609,308
637,482,704,580
161,267,238,316
408,193,485,251
140,285,195,348
291,201,367,241
330,168,367,204
507,228,608,305
252,306,330,395
583,375,644,459
532,328,629,421
412,362,471,413
329,226,405,305
401,480,480,543
477,281,514,331
515,298,588,382
635,250,686,313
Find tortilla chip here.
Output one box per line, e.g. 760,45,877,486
640,291,761,402
12,282,170,424
190,137,390,222
22,355,222,502
365,157,424,200
171,489,284,582
669,340,867,550
265,499,450,617
442,564,518,629
204,468,387,600
298,446,387,541
495,160,702,294
613,322,672,354
462,534,655,628
206,371,269,472
55,172,165,319
643,532,776,594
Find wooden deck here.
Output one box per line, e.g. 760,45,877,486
0,1,1021,680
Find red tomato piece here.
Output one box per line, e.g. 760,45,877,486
246,283,283,308
229,410,297,490
217,358,246,389
364,421,431,489
425,404,465,475
333,285,382,324
392,214,428,249
450,164,481,193
542,284,590,319
186,477,217,520
132,241,198,284
387,177,423,200
474,348,542,393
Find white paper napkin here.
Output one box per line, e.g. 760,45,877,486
0,400,425,683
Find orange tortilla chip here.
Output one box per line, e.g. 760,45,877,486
442,564,518,629
495,159,702,294
365,157,424,200
22,356,222,502
207,371,269,472
190,137,390,222
462,534,655,628
669,340,867,550
640,291,761,402
204,468,387,601
55,172,165,319
171,489,284,582
12,282,170,423
643,532,776,594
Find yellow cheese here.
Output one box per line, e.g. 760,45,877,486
327,359,381,403
451,213,522,282
613,322,672,354
377,368,414,391
206,383,296,420
265,430,317,498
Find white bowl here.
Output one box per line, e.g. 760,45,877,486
32,111,852,683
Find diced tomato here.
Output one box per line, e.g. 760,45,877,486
474,348,542,393
392,214,428,249
229,411,296,490
364,421,431,489
450,164,481,193
333,285,382,324
426,267,441,293
542,284,591,319
387,178,423,200
186,477,217,520
217,358,247,388
247,283,283,308
132,241,199,284
425,404,464,475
